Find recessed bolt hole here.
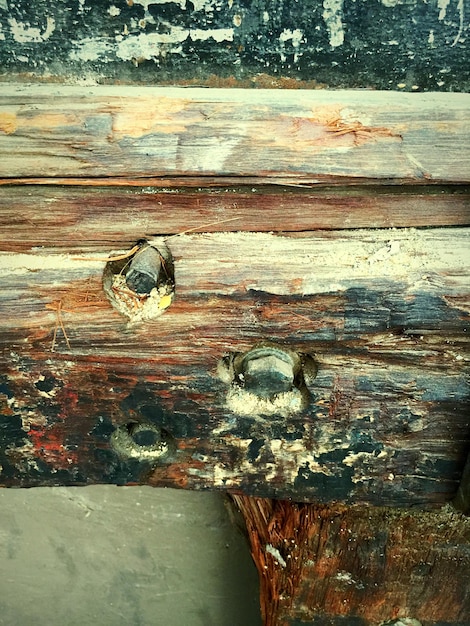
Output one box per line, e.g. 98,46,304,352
103,239,175,322
131,427,160,447
111,422,176,462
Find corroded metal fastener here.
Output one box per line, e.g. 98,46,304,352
218,343,317,417
125,245,164,295
103,239,175,322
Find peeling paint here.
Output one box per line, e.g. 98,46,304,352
70,37,113,63
8,16,55,44
189,27,234,42
116,28,188,61
279,28,304,62
72,26,234,64
438,0,451,20
322,0,344,48
0,0,468,91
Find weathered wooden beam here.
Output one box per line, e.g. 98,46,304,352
232,495,470,626
1,86,469,182
1,225,468,506
0,184,469,253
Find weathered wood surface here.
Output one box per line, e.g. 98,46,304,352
232,496,470,626
1,86,470,182
1,221,468,507
0,0,468,92
1,81,469,625
1,185,470,250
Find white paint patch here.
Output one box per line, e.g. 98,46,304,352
190,27,234,42
366,239,401,264
108,5,121,16
116,28,188,61
322,0,344,48
72,25,233,63
0,252,102,275
70,37,113,62
132,0,186,9
279,28,304,62
179,136,242,172
8,16,55,43
438,0,451,20
266,544,287,568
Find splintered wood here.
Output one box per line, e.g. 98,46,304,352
232,496,470,625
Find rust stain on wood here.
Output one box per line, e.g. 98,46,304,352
233,496,470,625
0,112,17,134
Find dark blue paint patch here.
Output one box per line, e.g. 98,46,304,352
0,412,27,450
345,289,468,336
247,438,265,462
34,375,61,394
348,430,380,454
419,377,470,402
294,459,355,501
0,376,14,398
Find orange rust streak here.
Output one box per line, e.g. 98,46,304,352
0,112,17,134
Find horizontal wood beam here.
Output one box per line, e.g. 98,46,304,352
0,185,469,253
1,227,468,506
1,86,469,182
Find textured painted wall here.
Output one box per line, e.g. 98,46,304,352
0,0,468,90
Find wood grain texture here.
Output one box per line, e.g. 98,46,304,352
1,184,469,252
1,85,470,182
232,496,470,626
1,227,468,506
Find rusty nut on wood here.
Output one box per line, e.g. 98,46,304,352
217,343,317,417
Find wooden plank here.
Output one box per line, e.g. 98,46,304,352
1,227,468,506
232,496,470,626
1,185,469,252
1,86,469,182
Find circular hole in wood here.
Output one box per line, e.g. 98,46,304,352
111,422,176,462
103,239,175,322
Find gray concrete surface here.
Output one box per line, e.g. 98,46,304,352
0,486,261,626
